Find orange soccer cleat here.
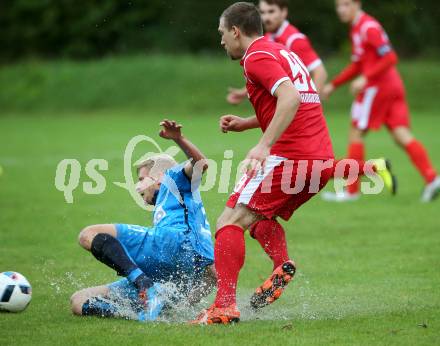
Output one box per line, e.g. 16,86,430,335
250,260,296,310
190,304,240,325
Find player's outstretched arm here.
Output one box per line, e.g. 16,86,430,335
219,114,260,133
322,61,361,100
159,119,208,178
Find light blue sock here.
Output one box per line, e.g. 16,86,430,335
127,268,144,283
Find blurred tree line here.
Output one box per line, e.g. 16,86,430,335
1,0,439,62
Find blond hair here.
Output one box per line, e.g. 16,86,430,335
136,154,177,179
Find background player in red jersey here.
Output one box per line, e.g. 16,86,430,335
322,0,440,202
227,0,327,104
192,2,334,325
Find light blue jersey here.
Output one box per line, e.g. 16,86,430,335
93,163,213,322
112,163,214,286
153,164,214,262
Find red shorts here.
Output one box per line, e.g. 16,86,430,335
226,156,333,221
351,85,410,131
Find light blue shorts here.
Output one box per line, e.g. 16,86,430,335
113,223,212,284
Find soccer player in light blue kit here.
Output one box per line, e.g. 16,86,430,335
70,120,215,321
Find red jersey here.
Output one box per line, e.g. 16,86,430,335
241,37,333,160
264,21,322,72
351,12,404,88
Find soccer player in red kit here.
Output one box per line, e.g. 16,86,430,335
191,2,334,324
227,0,327,104
322,0,440,202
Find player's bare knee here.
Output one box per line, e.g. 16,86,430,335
349,135,364,144
78,225,98,250
349,127,365,143
392,136,406,148
79,224,116,250
216,215,227,230
216,211,241,230
216,208,232,229
216,205,260,231
70,291,86,316
391,126,413,147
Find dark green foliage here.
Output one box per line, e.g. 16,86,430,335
1,0,439,61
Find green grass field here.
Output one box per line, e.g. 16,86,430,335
1,55,439,345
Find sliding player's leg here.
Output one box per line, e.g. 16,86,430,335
390,126,439,202
78,224,153,303
70,280,165,321
108,279,166,322
70,285,119,318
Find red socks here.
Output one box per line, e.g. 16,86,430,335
347,142,365,194
250,219,290,270
214,225,245,308
329,142,366,193
328,139,436,193
214,222,291,307
405,140,437,184
332,158,372,178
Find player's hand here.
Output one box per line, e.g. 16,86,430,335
226,87,247,105
350,76,367,96
159,119,183,140
219,115,247,133
244,143,271,177
321,83,335,101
